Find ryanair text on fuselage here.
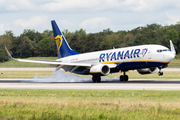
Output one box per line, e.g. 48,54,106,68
99,48,148,62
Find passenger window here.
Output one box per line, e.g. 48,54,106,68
157,49,168,53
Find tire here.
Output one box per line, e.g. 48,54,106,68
124,75,129,81
97,76,101,82
92,76,96,82
120,75,124,81
158,72,163,76
161,72,163,76
92,76,101,82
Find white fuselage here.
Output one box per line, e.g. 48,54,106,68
58,44,174,67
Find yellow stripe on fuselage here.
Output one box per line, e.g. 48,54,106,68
90,71,101,73
101,60,169,64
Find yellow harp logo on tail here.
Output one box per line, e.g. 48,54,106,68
55,35,63,52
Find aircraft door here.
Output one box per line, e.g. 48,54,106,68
163,52,165,59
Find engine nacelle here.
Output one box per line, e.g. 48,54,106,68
137,67,157,75
90,64,110,76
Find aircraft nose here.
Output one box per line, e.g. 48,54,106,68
166,52,175,62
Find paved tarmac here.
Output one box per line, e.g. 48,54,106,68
0,68,179,90
0,79,179,90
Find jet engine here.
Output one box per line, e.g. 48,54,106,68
137,67,157,75
90,64,110,76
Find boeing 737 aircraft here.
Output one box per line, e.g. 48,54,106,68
4,20,176,82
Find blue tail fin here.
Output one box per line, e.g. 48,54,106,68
51,20,80,58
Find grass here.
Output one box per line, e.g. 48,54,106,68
1,57,180,68
0,89,179,119
0,70,180,79
168,59,180,68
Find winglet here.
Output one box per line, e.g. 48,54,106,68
4,45,16,60
170,40,176,55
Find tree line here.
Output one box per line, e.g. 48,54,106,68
0,23,180,62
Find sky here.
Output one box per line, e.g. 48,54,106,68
0,0,180,36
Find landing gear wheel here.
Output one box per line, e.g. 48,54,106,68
158,71,163,76
158,67,163,76
92,76,96,82
124,75,129,81
92,76,101,83
120,75,124,81
119,72,129,82
97,76,101,82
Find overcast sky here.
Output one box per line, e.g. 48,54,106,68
0,0,180,36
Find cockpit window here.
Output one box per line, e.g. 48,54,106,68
157,49,170,53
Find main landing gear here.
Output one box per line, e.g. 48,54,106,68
92,75,101,82
92,72,129,82
120,71,129,81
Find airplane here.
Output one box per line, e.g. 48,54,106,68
4,20,176,82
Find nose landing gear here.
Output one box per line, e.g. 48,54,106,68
158,71,163,76
158,68,163,76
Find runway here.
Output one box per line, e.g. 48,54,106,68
0,68,180,90
0,79,180,90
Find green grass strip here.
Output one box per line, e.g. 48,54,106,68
0,89,179,119
0,70,180,79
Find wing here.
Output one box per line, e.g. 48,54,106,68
4,45,92,71
4,46,117,72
